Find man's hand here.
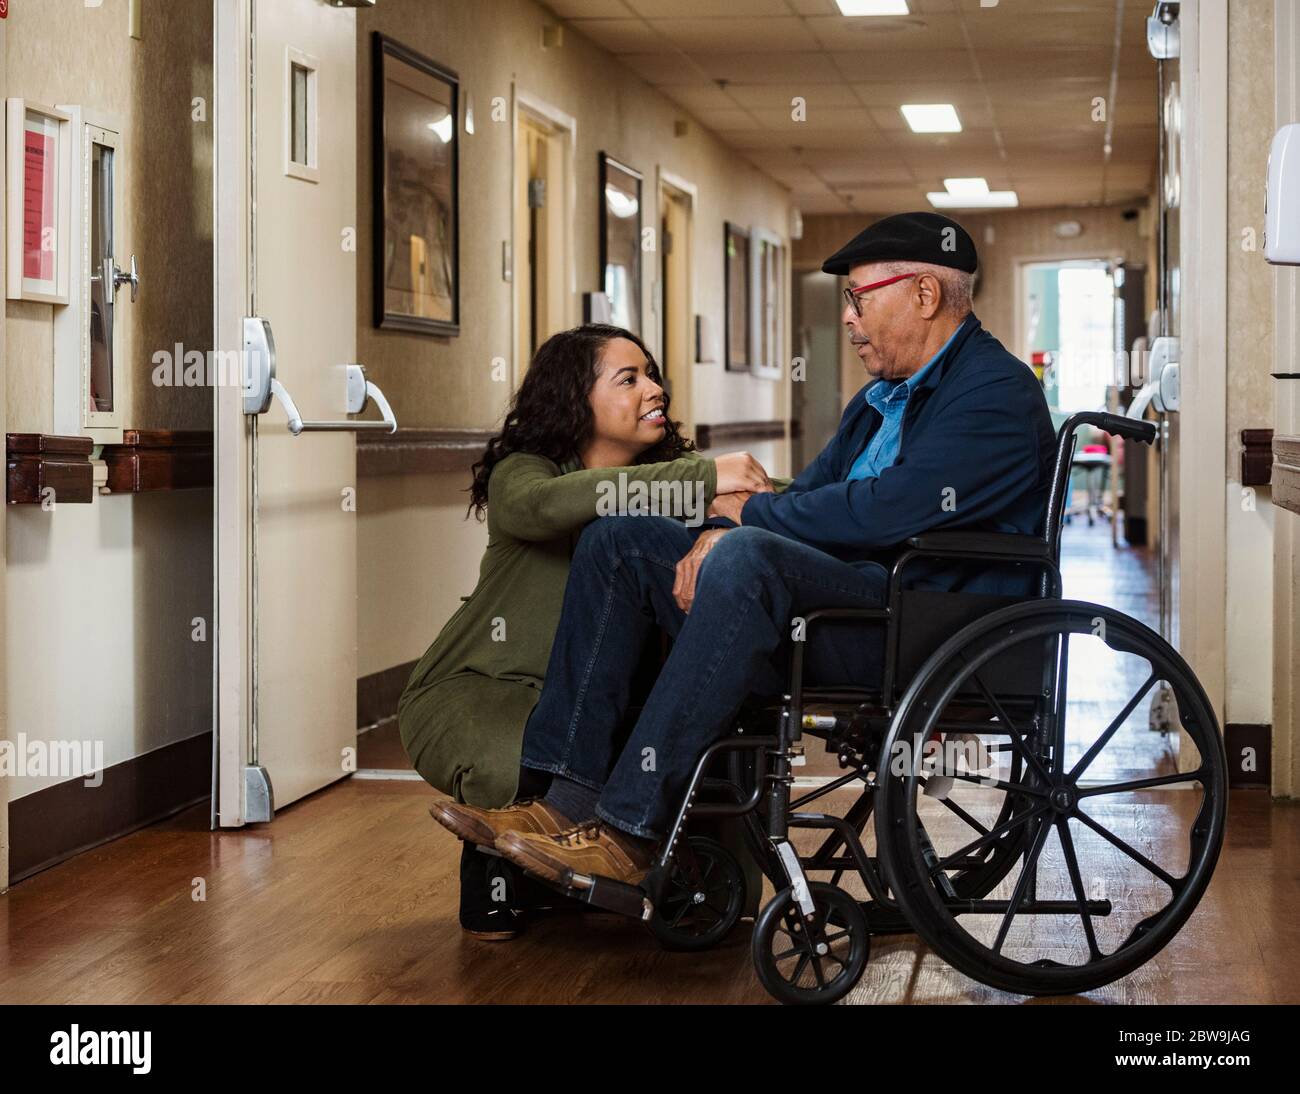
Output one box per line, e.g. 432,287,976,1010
707,491,750,523
673,528,731,613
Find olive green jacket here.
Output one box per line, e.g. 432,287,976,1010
400,450,720,716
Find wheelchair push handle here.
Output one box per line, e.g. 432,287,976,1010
1064,410,1158,446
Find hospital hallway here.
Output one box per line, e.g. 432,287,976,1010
1057,517,1175,783
5,0,1300,1030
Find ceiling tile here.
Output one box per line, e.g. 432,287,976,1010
623,0,792,15
764,165,834,191
655,84,742,111
547,0,1156,213
617,52,711,84
653,18,823,53
691,108,764,130
567,19,664,53
748,106,877,131
985,77,1152,106
963,10,1126,51
848,81,986,106
831,49,979,81
806,161,916,184
726,83,863,109
806,12,967,51
834,186,934,208
543,0,636,16
686,51,849,83
785,0,850,14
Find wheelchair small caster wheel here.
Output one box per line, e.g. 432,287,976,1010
752,882,869,1005
648,836,745,952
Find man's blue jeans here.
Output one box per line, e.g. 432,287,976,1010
520,516,889,840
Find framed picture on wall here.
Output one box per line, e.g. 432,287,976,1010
724,221,751,372
6,98,73,304
750,227,785,380
599,152,642,336
373,33,460,336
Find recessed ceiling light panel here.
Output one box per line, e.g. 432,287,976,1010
942,177,990,198
836,0,910,14
927,189,1019,209
901,103,961,133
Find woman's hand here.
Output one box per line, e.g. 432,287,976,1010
707,491,751,523
673,528,731,613
713,451,772,496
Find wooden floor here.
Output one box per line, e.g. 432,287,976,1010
3,517,1295,1004
0,781,1292,1004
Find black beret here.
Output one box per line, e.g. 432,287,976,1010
821,211,978,276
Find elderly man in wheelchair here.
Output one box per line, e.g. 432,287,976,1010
432,212,1227,1004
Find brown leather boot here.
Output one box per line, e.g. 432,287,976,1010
428,797,573,848
496,820,657,887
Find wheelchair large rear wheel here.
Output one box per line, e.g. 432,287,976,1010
876,600,1227,997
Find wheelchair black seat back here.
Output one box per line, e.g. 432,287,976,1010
893,588,1046,702
549,410,1228,1006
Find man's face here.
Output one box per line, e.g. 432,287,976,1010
843,263,925,381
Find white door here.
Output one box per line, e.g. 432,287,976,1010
214,0,375,825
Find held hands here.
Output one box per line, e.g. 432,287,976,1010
707,491,750,523
713,451,772,496
712,488,754,522
673,528,731,613
672,453,769,610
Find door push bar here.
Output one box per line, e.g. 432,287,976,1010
241,316,397,434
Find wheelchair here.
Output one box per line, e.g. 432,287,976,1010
550,411,1228,1005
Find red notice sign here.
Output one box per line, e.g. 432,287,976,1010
23,123,55,282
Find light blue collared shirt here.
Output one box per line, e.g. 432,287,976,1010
845,328,960,482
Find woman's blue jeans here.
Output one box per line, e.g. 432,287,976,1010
520,516,889,839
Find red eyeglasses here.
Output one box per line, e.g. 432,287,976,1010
842,272,916,316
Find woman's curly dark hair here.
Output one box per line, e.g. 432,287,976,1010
468,324,695,519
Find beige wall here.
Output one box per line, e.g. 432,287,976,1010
357,471,483,679
355,0,793,676
356,0,791,434
1224,0,1276,726
3,0,213,805
5,489,213,802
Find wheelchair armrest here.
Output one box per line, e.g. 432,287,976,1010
904,531,1050,560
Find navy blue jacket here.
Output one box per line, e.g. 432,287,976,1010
739,313,1055,590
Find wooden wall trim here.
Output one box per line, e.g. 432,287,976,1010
6,433,94,505
694,419,787,450
7,732,211,883
358,660,418,729
1224,722,1272,788
101,429,214,493
1274,434,1300,515
356,428,493,477
1242,428,1274,487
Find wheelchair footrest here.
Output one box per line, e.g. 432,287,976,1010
564,872,653,920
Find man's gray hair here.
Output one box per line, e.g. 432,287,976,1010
882,260,973,318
